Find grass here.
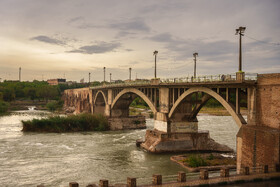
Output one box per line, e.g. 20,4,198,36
22,113,109,133
183,153,236,168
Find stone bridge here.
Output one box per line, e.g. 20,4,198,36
64,72,280,174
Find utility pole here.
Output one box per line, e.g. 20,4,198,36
153,50,158,78
110,73,112,83
129,67,132,81
235,26,246,72
19,67,21,82
193,53,198,78
103,67,106,82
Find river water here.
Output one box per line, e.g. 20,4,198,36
0,110,240,186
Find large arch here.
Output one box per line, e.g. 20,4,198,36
93,91,107,105
93,91,107,115
168,87,247,127
111,88,157,114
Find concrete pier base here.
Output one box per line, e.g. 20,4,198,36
140,129,233,153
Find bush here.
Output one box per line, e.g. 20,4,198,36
22,113,109,132
0,101,9,114
46,100,63,111
184,155,207,167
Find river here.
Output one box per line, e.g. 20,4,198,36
1,110,240,186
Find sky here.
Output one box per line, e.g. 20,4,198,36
0,0,279,82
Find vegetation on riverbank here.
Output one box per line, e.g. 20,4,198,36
22,113,109,132
171,153,236,172
0,101,9,115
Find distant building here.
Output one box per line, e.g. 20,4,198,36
47,78,66,85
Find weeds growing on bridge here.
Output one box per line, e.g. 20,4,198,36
22,113,109,132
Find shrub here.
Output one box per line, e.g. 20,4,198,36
184,155,207,167
46,100,63,111
22,113,109,132
0,101,9,114
149,112,154,118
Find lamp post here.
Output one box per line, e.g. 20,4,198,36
153,50,158,78
193,52,198,78
235,26,246,72
88,72,91,83
129,67,132,81
103,67,106,82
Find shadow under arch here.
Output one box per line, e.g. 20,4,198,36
111,88,157,114
93,91,107,115
168,87,247,128
94,91,107,105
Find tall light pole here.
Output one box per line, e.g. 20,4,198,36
110,73,112,83
153,50,158,78
129,67,132,81
193,53,198,78
235,26,246,72
103,67,106,82
88,72,91,83
19,67,21,82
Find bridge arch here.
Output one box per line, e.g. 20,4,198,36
93,91,107,105
111,88,157,114
168,87,246,127
93,91,107,115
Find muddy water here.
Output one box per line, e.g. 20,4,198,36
0,111,239,186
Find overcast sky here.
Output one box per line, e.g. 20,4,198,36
0,0,279,82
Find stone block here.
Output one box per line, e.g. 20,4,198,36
152,174,162,185
127,177,136,187
177,171,186,182
99,180,108,187
37,185,44,187
220,167,230,177
69,182,79,187
200,169,208,180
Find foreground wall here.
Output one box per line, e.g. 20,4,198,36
237,73,280,173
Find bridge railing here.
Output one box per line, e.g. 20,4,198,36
91,73,258,89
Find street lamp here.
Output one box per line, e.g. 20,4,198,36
103,67,106,82
129,67,132,81
193,52,198,78
235,26,246,72
153,50,158,78
88,72,91,83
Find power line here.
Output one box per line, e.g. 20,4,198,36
244,34,280,46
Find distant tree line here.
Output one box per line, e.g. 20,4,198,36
0,80,91,113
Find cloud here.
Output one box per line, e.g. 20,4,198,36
110,18,150,32
30,35,66,45
67,41,121,54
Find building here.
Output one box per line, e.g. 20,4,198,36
47,78,66,85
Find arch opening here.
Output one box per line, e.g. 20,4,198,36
169,87,247,128
94,91,106,115
111,88,157,118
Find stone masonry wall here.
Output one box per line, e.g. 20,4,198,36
64,88,92,114
256,73,280,129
